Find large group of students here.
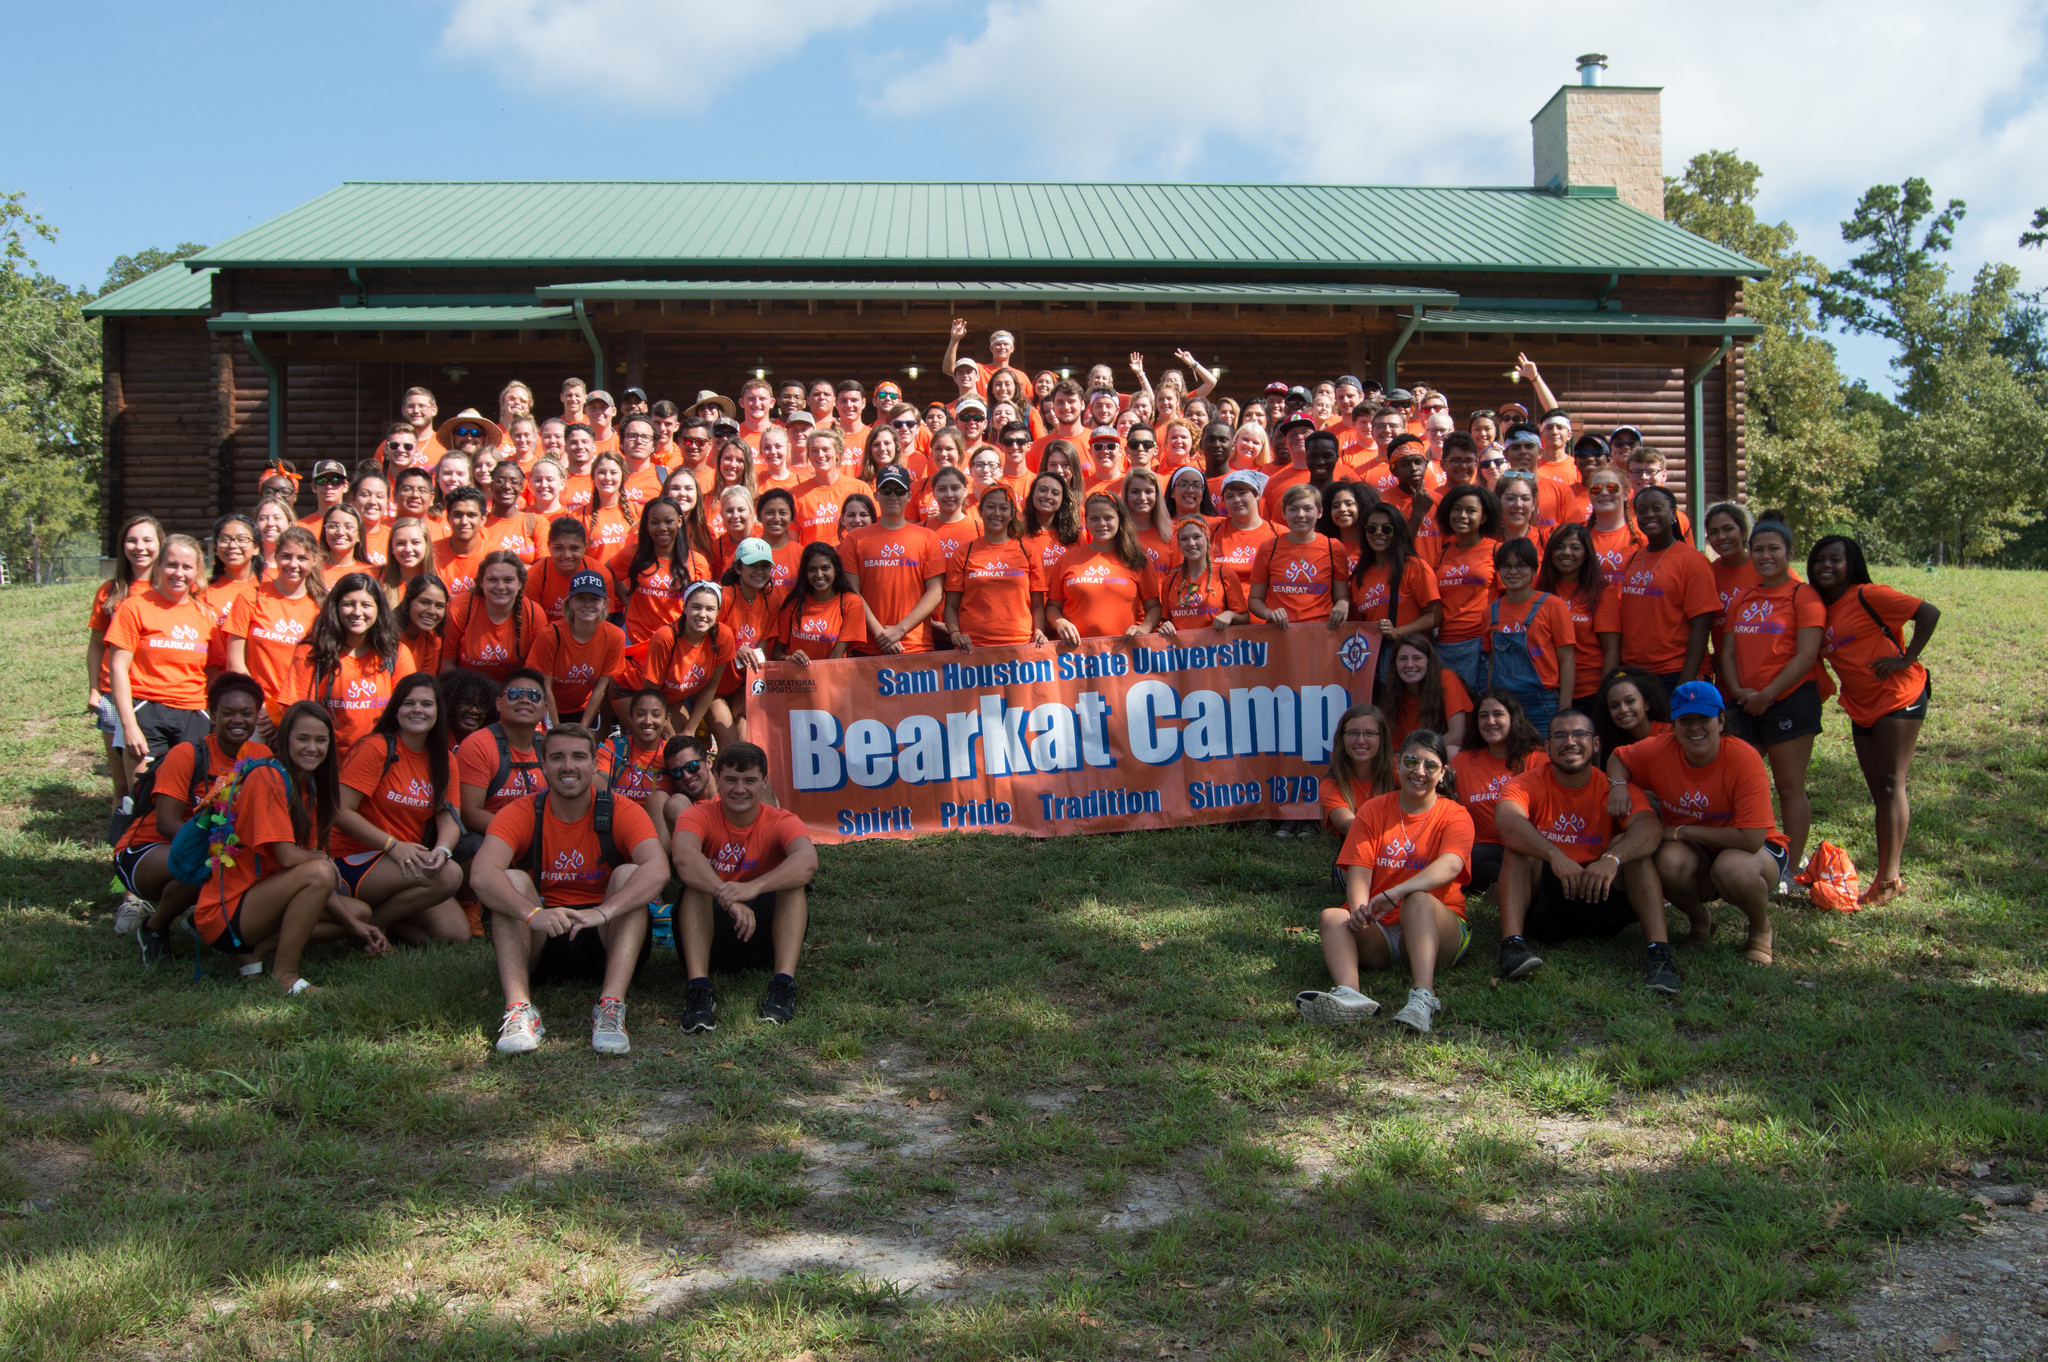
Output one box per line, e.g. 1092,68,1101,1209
83,328,1940,1049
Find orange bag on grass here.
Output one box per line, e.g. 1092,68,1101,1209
1795,841,1861,911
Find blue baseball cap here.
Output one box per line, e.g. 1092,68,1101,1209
1669,681,1725,719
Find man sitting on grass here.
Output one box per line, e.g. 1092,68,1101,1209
671,742,817,1032
471,725,670,1056
1491,707,1680,994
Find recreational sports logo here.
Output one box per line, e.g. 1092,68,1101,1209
754,677,816,696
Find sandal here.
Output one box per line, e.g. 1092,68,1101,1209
1858,877,1906,907
1743,935,1774,966
281,977,316,996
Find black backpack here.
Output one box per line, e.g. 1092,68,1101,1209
522,787,623,886
484,723,546,804
112,739,210,842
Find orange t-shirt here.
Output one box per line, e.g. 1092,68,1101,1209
1351,556,1439,631
843,523,946,655
1484,592,1575,690
1710,555,1764,625
332,735,447,856
1534,455,1580,486
674,800,811,884
1249,534,1347,623
296,642,418,755
794,475,874,546
559,475,594,515
1157,561,1248,631
608,547,712,645
621,463,666,508
1499,763,1652,864
113,735,270,852
1132,526,1176,575
456,725,546,814
720,586,781,658
1210,518,1278,574
525,619,626,716
526,559,613,621
446,597,547,683
483,512,547,565
1589,523,1646,585
1722,581,1825,693
1449,749,1550,844
1614,732,1786,848
431,539,491,599
1018,531,1078,573
224,585,318,716
1047,545,1159,640
89,580,126,690
1390,669,1474,747
644,623,737,705
1433,538,1501,643
193,761,309,945
581,505,636,565
1617,542,1720,675
598,737,672,806
200,577,260,673
925,516,980,576
483,793,658,907
946,537,1045,646
1334,792,1476,919
1555,582,1622,698
1820,585,1929,726
106,588,214,710
781,591,868,655
1257,465,1313,522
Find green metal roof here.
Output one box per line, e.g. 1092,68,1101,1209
534,279,1459,306
208,305,579,332
1418,307,1763,337
186,182,1766,278
82,264,215,317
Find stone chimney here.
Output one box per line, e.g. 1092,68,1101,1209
1531,55,1664,218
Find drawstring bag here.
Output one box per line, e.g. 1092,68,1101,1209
1794,840,1861,911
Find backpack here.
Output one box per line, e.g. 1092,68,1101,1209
112,739,209,841
167,757,295,887
1794,840,1862,911
522,787,623,887
484,722,545,804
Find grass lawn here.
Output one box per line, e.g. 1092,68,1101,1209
0,568,2042,1361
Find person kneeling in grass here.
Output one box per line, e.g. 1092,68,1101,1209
1296,729,1472,1035
1491,707,1679,994
471,724,670,1055
671,742,818,1032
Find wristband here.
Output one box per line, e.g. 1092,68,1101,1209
382,835,397,853
524,905,541,922
1596,853,1619,866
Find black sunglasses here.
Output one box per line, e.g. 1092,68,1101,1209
314,474,349,486
669,759,704,778
1128,440,1157,451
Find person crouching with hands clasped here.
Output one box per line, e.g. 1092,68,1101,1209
470,724,671,1055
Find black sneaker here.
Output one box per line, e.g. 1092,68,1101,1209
1498,936,1545,980
1644,944,1682,996
758,975,797,1025
680,981,717,1033
137,925,170,967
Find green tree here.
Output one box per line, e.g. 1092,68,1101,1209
0,417,99,582
1664,151,1877,541
100,242,207,297
1816,177,1968,408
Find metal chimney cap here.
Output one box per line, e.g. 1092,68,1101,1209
1576,53,1609,84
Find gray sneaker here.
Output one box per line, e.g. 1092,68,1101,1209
1390,987,1442,1034
591,997,630,1055
114,894,150,936
496,1002,544,1054
1294,984,1380,1025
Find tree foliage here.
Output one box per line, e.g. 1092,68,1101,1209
1664,152,1876,542
101,242,207,297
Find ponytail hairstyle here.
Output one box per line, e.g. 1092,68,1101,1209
1399,728,1458,799
1082,493,1147,573
369,671,453,822
272,699,340,852
1325,702,1396,811
308,571,401,687
1381,635,1451,737
208,512,263,584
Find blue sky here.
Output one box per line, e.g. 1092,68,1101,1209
12,0,2046,397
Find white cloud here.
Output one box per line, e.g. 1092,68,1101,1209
442,0,923,112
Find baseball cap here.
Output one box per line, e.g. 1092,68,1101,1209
1286,385,1313,404
1609,424,1645,443
1573,433,1612,457
1276,412,1316,435
1503,424,1543,447
569,570,608,598
1089,425,1122,445
1336,374,1365,390
784,409,816,428
311,459,349,481
953,355,980,372
585,389,615,409
1385,388,1416,405
1498,401,1530,422
621,387,648,404
1220,468,1269,495
712,417,740,437
1263,380,1291,397
1669,681,1725,720
875,465,914,494
954,396,987,415
733,537,775,567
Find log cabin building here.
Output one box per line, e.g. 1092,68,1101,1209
84,68,1762,548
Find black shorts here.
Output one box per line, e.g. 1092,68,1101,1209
703,890,809,974
452,829,487,866
1852,678,1932,736
531,915,652,986
1467,842,1503,897
1524,865,1640,942
113,842,162,895
1724,681,1823,748
132,701,212,764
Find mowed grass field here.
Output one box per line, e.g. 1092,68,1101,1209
0,568,2042,1361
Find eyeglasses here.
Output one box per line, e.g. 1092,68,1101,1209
1551,728,1595,744
621,430,652,442
1398,754,1443,774
216,535,255,548
501,687,543,703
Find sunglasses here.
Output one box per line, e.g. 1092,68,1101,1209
1479,457,1507,470
1002,436,1031,447
891,418,920,430
501,687,543,703
670,759,704,777
314,475,348,486
1398,754,1443,774
454,426,484,438
386,441,417,453
1128,440,1157,452
958,413,986,423
1469,409,1497,420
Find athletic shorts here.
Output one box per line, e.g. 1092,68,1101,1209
334,850,384,895
1764,840,1790,886
702,889,810,974
1851,678,1932,736
1378,915,1471,969
531,911,652,986
1725,681,1823,748
113,842,161,895
1467,842,1503,897
95,694,125,744
1525,866,1639,942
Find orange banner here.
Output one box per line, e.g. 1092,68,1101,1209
746,626,1379,844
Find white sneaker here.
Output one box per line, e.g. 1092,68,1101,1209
1294,984,1380,1025
496,1002,544,1054
113,894,149,936
1391,987,1442,1034
590,997,630,1055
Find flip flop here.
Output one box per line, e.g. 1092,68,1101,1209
283,978,316,996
